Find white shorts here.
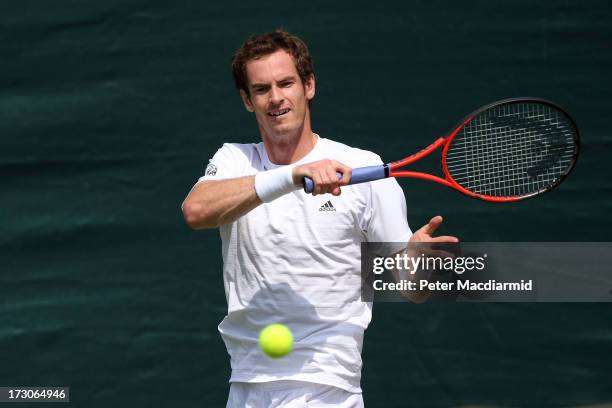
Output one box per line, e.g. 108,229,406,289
226,380,364,408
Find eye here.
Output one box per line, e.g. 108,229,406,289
280,81,294,88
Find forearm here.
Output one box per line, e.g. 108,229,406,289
182,176,261,229
182,158,353,230
390,268,432,303
389,248,433,304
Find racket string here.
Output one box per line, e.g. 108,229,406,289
445,102,577,197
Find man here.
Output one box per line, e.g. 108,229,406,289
182,29,457,408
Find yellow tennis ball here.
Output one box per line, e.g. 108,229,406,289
259,323,293,358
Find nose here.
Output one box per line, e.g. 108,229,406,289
269,85,283,105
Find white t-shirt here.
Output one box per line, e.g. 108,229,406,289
197,135,412,393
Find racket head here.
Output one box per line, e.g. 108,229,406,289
441,97,580,201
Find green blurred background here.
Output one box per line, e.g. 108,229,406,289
2,1,611,406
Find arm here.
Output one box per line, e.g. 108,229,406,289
182,159,352,230
182,176,261,230
396,216,459,303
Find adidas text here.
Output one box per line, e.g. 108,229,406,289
319,201,336,212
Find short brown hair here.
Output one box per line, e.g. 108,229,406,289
231,29,315,97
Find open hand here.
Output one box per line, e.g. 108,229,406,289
409,215,459,244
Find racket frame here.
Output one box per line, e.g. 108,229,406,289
386,97,580,202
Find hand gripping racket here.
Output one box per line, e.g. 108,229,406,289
303,98,579,202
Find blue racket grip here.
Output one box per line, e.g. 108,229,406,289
302,165,388,193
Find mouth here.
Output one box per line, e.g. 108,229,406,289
267,108,290,118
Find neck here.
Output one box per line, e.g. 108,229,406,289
261,117,317,165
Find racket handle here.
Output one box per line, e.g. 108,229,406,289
302,165,388,193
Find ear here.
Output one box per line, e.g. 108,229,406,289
240,89,255,112
304,75,316,101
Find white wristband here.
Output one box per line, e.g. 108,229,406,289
254,166,298,203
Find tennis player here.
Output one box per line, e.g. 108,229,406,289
182,29,458,408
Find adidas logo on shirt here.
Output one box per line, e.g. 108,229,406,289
319,201,336,212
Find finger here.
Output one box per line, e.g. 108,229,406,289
325,167,340,190
421,249,456,259
318,170,332,194
333,161,352,186
312,172,323,196
420,215,443,236
428,235,459,243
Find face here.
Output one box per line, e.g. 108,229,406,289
240,50,315,142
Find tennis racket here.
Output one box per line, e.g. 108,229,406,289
303,97,579,202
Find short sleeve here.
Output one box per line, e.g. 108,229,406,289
198,143,249,182
363,178,412,245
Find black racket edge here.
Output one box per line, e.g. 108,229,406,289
446,97,581,198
